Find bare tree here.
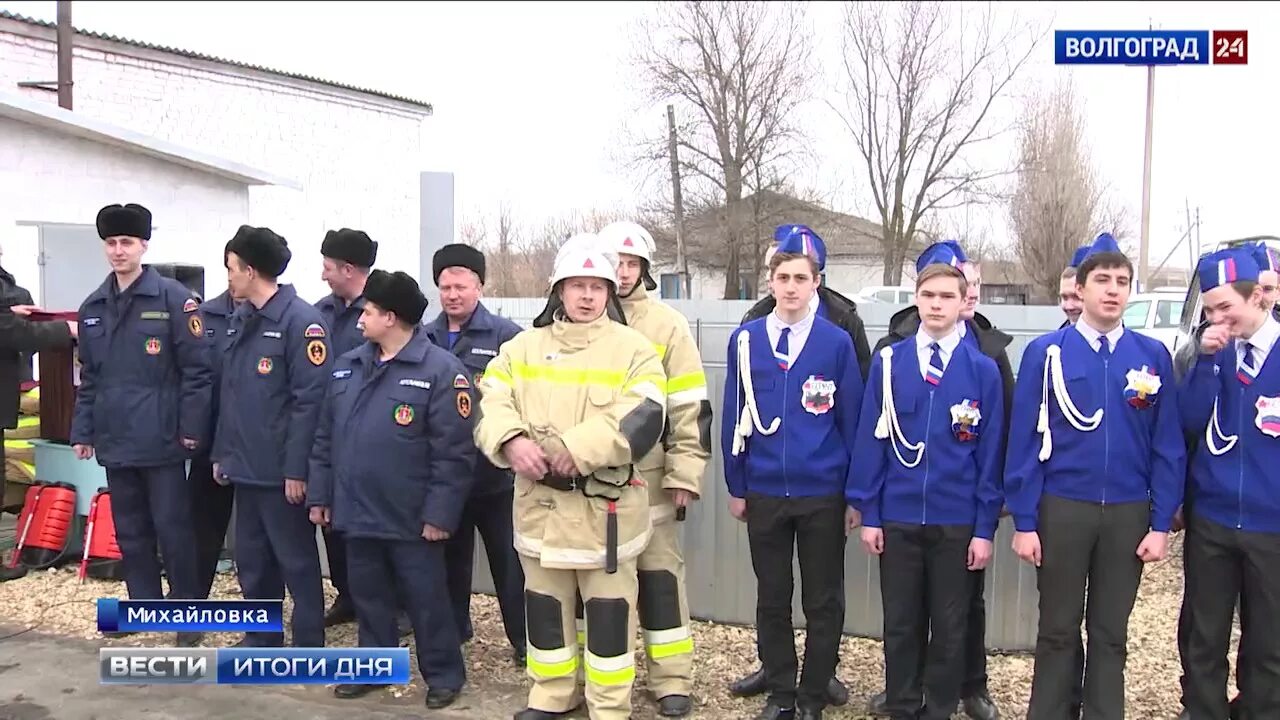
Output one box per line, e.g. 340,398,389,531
1007,78,1129,301
634,1,814,299
834,0,1043,284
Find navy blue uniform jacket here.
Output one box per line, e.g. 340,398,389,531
424,302,523,496
196,290,238,457
308,328,477,539
211,284,332,488
315,293,367,358
71,266,213,468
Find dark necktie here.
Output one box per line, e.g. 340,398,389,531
1239,341,1260,385
925,342,945,386
775,327,791,370
1098,335,1111,359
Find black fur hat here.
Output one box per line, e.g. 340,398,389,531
96,203,152,240
432,243,486,285
321,228,378,268
363,269,428,325
227,225,292,278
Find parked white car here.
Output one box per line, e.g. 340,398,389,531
1124,292,1186,354
853,285,915,305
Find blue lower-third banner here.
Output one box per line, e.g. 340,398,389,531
99,647,412,685
96,599,285,633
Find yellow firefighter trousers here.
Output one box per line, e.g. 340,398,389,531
522,555,639,720
637,516,694,697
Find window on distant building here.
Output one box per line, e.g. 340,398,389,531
738,275,753,299
660,273,683,299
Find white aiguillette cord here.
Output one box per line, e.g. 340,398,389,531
1038,344,1103,462
732,330,780,457
872,346,924,468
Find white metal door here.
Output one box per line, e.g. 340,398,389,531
38,224,111,312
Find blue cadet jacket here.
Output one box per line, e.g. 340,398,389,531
848,335,1006,540
315,293,367,357
1179,335,1280,534
424,302,523,496
211,284,332,488
1004,327,1185,533
721,315,863,499
308,327,477,540
71,266,214,468
196,290,238,457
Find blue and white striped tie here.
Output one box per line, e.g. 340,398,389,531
925,342,944,386
1239,341,1260,386
775,327,791,370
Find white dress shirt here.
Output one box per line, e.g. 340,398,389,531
767,305,816,369
915,328,961,381
1075,318,1125,353
1239,315,1280,369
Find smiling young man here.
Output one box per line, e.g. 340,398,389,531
849,244,1004,720
1058,246,1089,329
1176,246,1280,720
722,234,863,720
1003,233,1185,720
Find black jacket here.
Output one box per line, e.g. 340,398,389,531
741,285,873,381
0,268,74,430
874,306,1015,421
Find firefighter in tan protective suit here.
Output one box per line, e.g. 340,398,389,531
475,234,667,720
596,221,710,718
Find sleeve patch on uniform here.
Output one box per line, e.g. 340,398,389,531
453,373,470,389
399,378,431,389
304,323,326,339
306,340,327,366
183,298,199,313
188,314,203,337
140,311,170,320
332,369,352,380
456,391,472,418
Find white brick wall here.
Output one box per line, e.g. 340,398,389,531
0,116,249,306
0,21,430,304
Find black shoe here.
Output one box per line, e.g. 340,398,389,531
1229,693,1244,720
658,694,693,717
754,702,795,720
867,690,890,717
729,667,767,697
0,565,28,582
826,676,848,706
963,690,1000,720
176,632,203,648
513,709,575,720
323,601,356,627
425,687,460,709
333,683,379,699
397,613,413,637
797,707,822,720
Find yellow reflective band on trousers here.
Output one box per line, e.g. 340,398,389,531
508,360,666,395
584,648,635,686
527,644,578,679
643,626,694,660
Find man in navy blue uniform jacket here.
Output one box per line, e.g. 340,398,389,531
1004,233,1185,720
313,227,378,627
721,234,863,720
309,269,475,710
72,203,212,648
850,246,1005,720
424,243,527,667
1177,246,1280,720
211,225,331,649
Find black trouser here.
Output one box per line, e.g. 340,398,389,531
746,492,846,711
960,568,989,699
233,485,324,647
105,464,199,601
1178,508,1251,712
188,457,235,599
1027,495,1148,720
322,527,351,610
1183,514,1280,720
443,487,526,653
880,523,972,720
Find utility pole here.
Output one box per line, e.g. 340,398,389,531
667,104,689,299
56,1,74,110
1138,28,1156,292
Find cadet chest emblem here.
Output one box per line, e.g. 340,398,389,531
393,403,414,426
950,399,982,442
144,337,161,355
801,375,836,416
1255,396,1280,438
257,357,273,375
1124,365,1162,410
307,340,327,366
456,391,472,419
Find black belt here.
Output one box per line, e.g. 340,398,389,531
538,474,584,492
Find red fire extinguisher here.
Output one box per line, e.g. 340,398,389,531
79,488,123,582
8,482,78,570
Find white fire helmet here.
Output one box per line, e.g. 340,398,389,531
550,232,619,288
597,221,655,264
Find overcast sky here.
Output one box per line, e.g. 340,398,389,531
4,0,1276,272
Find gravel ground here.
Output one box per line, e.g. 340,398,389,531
0,532,1236,720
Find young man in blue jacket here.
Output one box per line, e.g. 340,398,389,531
1176,246,1280,720
721,233,863,720
309,270,475,711
849,245,1004,720
1004,233,1185,720
211,225,331,649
